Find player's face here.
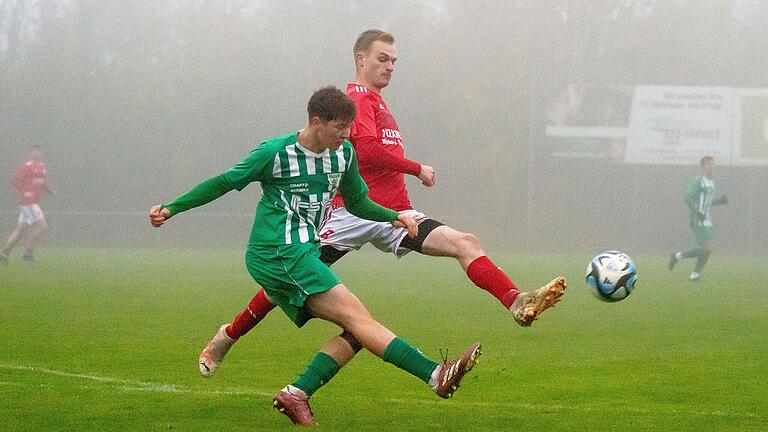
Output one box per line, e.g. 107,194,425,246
31,149,43,161
317,118,352,151
702,159,715,177
358,41,397,91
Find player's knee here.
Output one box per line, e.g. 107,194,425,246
332,293,372,327
453,231,481,254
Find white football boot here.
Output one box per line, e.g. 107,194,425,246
198,324,236,377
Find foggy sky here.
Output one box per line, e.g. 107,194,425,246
2,0,767,253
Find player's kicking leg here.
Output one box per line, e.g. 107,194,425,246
508,276,567,327
408,222,567,326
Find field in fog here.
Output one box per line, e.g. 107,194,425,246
2,248,766,431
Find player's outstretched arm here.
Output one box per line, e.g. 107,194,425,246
149,205,172,228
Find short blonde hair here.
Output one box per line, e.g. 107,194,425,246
353,29,395,56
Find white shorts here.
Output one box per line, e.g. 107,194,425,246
18,204,45,226
319,206,427,257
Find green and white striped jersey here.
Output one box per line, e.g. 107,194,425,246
685,175,715,227
224,132,369,246
163,131,398,247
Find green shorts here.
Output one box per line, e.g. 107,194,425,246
245,243,340,327
690,223,713,245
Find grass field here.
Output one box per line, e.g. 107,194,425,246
1,248,766,431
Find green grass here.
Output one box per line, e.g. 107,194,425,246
1,248,766,431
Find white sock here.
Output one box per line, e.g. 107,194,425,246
675,251,683,260
427,365,440,387
284,384,308,399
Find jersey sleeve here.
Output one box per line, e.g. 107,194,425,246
163,175,233,216
350,92,421,176
221,142,275,190
164,144,274,216
339,148,398,223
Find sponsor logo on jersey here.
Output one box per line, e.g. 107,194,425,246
289,182,309,193
380,128,403,146
290,195,333,213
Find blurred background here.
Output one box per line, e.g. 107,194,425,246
1,0,767,254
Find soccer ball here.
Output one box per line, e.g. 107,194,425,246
585,251,637,302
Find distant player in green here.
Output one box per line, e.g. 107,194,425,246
149,87,481,426
668,156,728,281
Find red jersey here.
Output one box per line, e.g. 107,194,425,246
333,83,421,211
12,160,47,205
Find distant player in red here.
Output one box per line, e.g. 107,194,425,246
1,144,54,263
197,30,568,380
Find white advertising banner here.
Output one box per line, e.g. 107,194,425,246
625,86,734,165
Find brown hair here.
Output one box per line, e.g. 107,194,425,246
700,155,714,165
353,29,395,56
307,86,356,123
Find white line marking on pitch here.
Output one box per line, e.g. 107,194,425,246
0,363,271,397
0,363,762,419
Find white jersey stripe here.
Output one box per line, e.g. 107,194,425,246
279,190,294,244
295,194,309,244
335,147,347,173
304,194,318,242
286,145,300,177
322,151,332,174
272,154,282,178
305,152,316,175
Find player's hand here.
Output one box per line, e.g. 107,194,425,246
418,164,435,187
393,214,419,238
149,205,172,228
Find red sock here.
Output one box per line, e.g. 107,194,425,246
225,289,276,339
466,256,520,309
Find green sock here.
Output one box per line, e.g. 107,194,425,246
382,337,438,384
291,352,341,397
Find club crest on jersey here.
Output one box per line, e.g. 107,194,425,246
327,173,342,191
